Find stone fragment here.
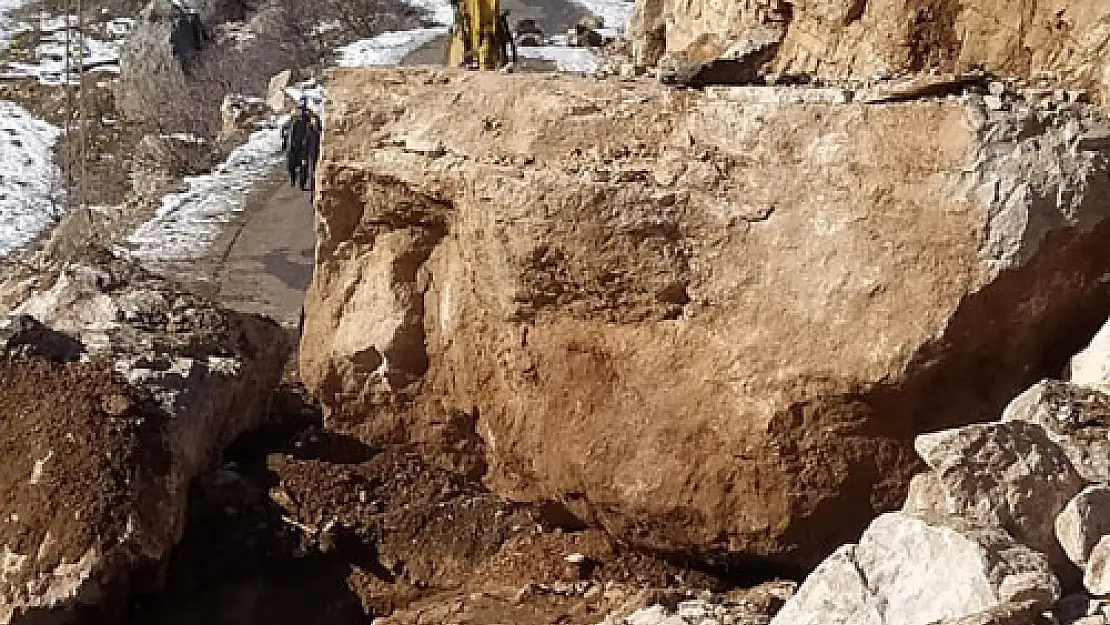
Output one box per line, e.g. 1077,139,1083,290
1003,380,1110,483
915,421,1084,570
1087,537,1110,596
267,69,293,112
1057,486,1110,569
769,513,1059,625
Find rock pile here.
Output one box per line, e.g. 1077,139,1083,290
0,254,287,623
771,320,1110,624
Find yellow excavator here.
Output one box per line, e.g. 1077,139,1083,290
444,0,517,70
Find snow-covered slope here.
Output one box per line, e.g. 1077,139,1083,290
0,102,62,256
0,0,65,257
125,126,283,268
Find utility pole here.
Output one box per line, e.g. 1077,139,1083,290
62,0,91,233
62,0,73,220
76,0,90,229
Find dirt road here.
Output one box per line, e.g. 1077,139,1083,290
208,173,315,330
404,0,593,65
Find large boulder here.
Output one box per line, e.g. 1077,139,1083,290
301,68,1110,569
768,512,1060,625
629,0,1110,109
0,256,287,622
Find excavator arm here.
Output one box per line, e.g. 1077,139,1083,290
444,0,514,70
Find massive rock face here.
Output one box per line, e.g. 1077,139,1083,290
301,68,1110,569
630,0,1110,106
0,257,287,623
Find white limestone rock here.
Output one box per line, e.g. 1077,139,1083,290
1003,380,1110,483
769,513,1059,625
915,420,1085,567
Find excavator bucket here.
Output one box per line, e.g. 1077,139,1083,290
444,0,514,70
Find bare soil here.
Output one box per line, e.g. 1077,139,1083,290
118,373,736,625
0,353,168,617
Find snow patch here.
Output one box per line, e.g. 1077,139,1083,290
518,45,601,73
405,0,453,27
2,15,134,84
125,125,284,268
335,27,447,67
0,0,28,52
334,0,453,68
0,101,63,257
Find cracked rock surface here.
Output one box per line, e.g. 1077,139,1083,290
301,68,1110,569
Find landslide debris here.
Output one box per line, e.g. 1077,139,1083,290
0,252,287,624
121,380,792,625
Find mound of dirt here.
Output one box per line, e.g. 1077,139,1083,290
0,358,166,622
121,382,781,625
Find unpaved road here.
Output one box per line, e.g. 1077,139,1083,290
405,0,594,66
208,173,315,330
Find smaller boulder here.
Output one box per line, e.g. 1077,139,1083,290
1003,380,1110,483
575,24,605,48
1056,486,1110,569
769,513,1060,625
915,420,1085,570
267,69,293,113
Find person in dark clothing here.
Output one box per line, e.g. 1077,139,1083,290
299,113,322,191
282,101,312,188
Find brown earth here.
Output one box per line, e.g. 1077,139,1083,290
0,356,167,621
119,379,776,625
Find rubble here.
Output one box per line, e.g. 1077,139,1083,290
776,310,1110,621
913,421,1085,570
0,254,287,623
768,513,1059,625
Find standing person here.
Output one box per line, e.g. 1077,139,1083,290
300,111,322,192
282,100,311,187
